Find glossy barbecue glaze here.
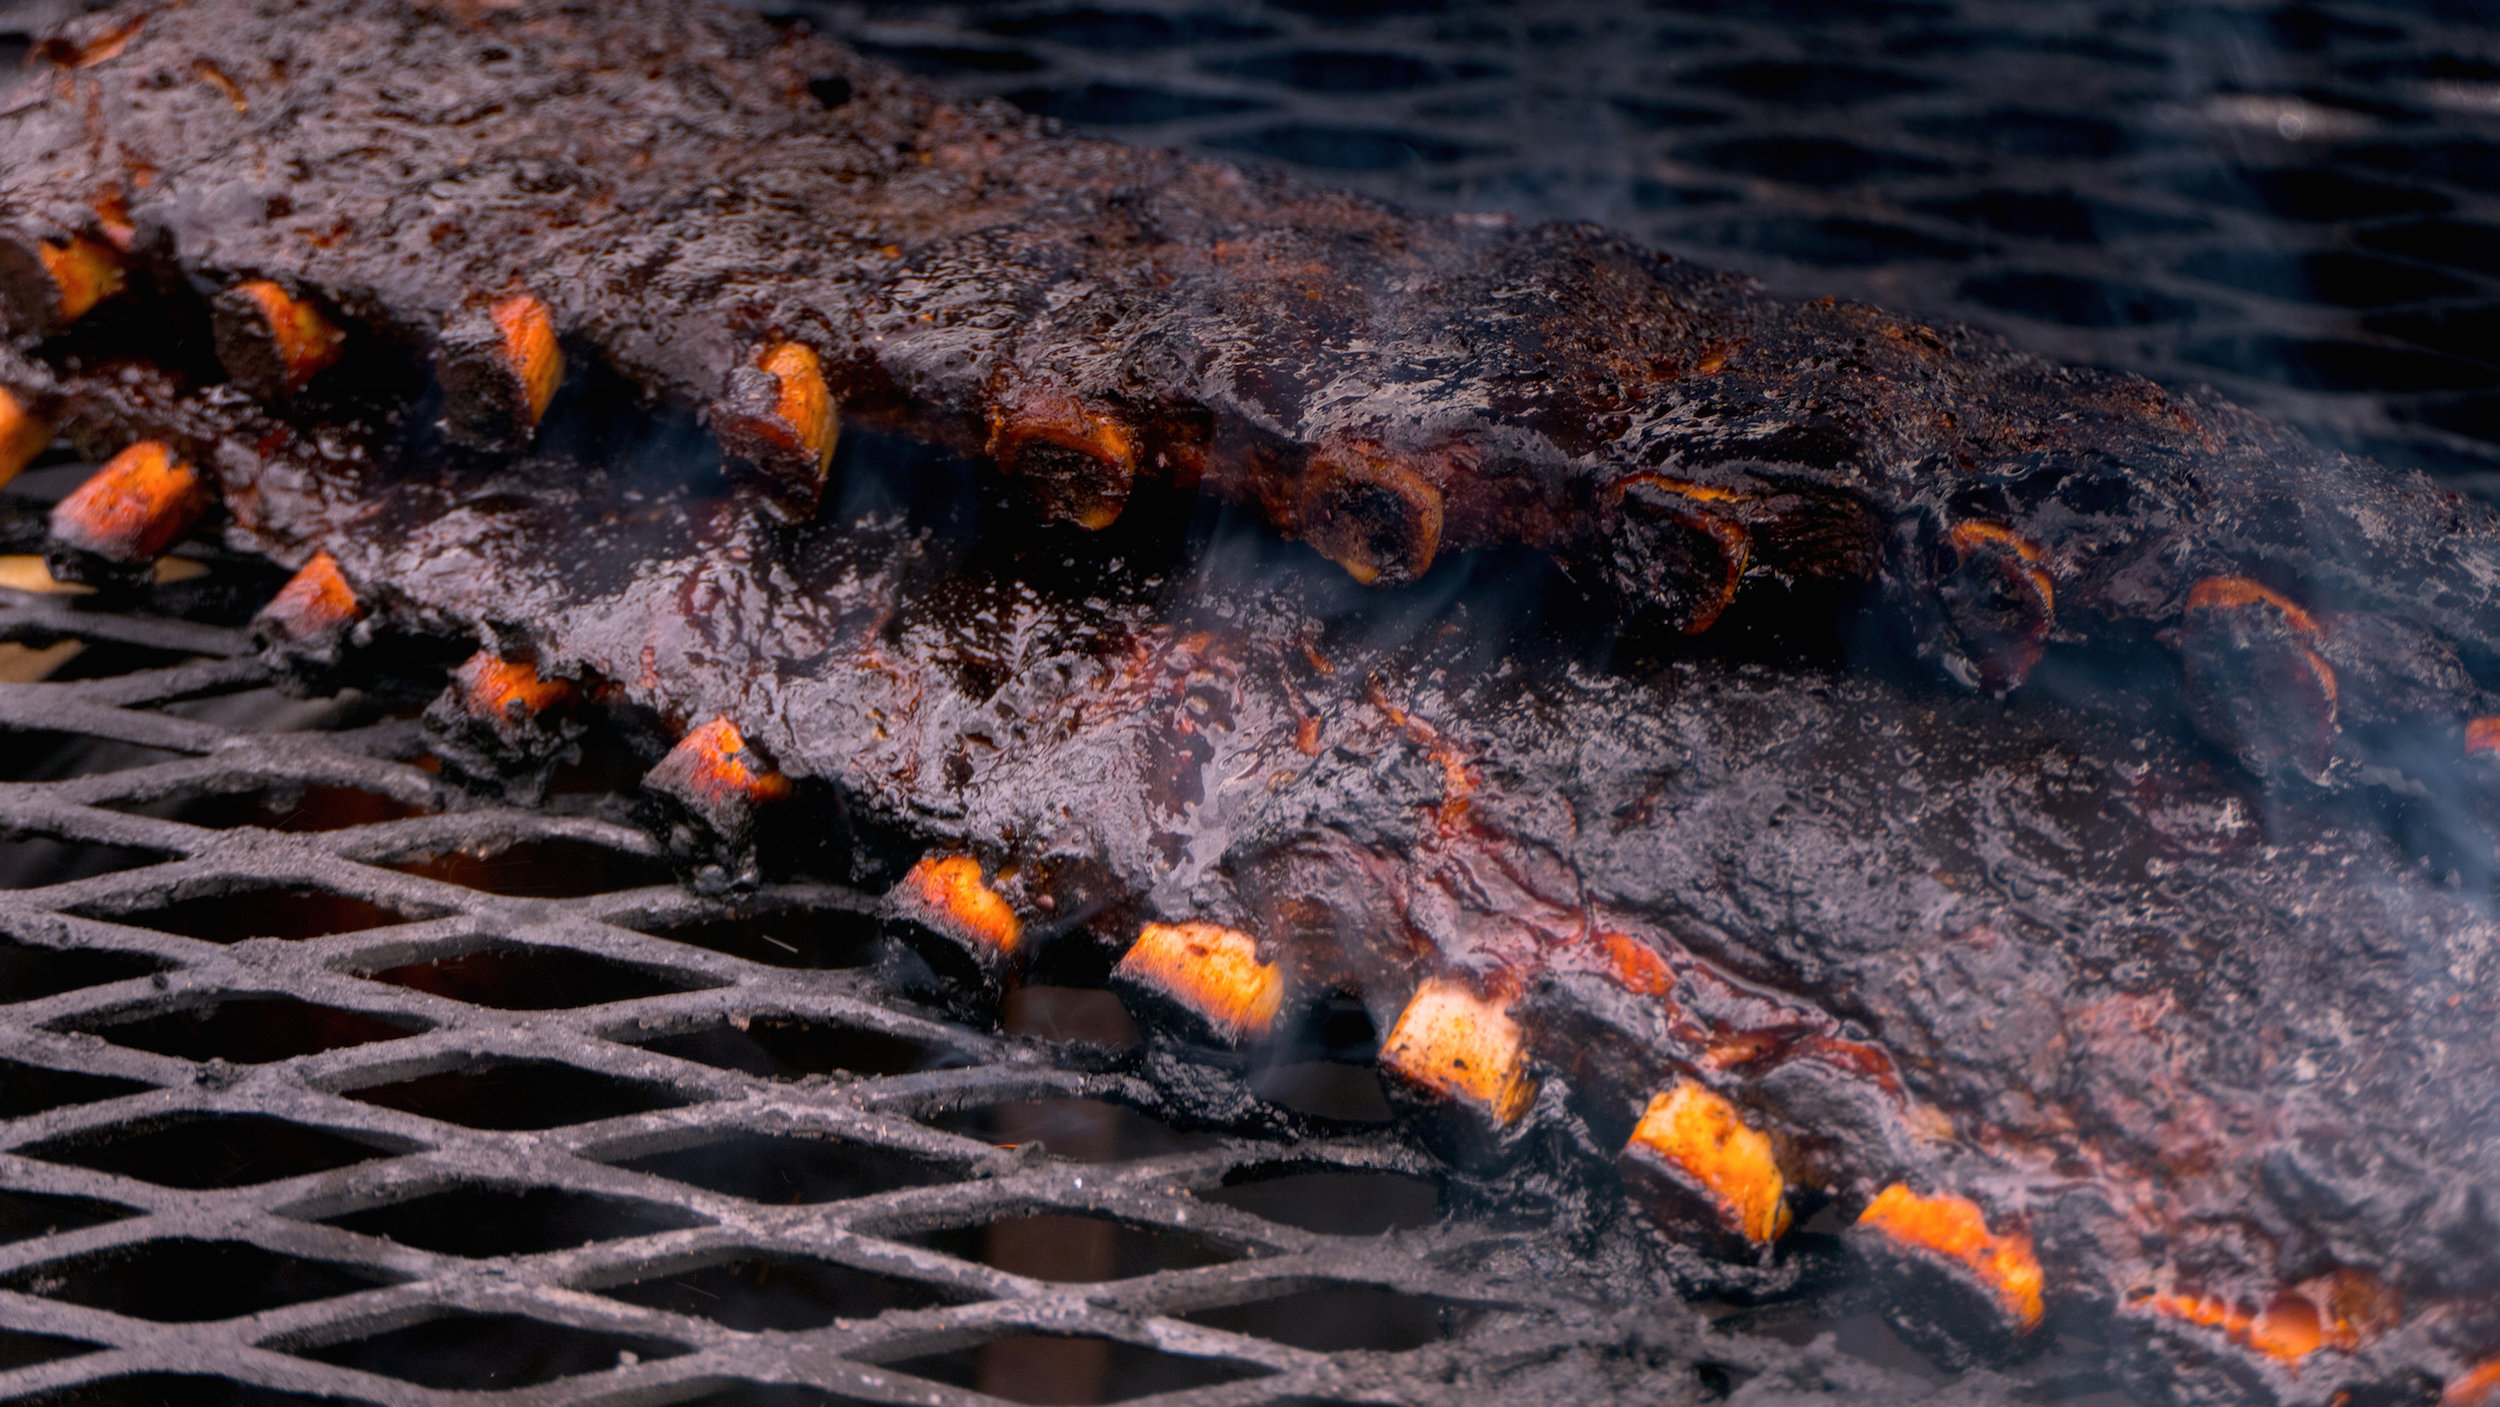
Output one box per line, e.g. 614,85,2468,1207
4,3,2500,1401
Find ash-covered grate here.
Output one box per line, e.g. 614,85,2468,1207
0,486,2096,1407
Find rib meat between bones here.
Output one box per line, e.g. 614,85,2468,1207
5,2,2500,1401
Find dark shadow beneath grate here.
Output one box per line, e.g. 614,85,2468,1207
890,1333,1271,1405
365,943,711,1010
911,1212,1240,1284
639,1016,968,1080
155,783,428,833
390,839,677,898
1,1238,397,1320
1247,1060,1392,1122
925,1097,1222,1164
75,887,442,943
0,938,163,1005
0,1188,138,1245
71,997,423,1064
1199,1165,1443,1236
0,1327,100,1371
296,1310,688,1390
613,1131,957,1203
598,1251,969,1330
11,1375,384,1407
0,836,171,890
0,1058,150,1119
673,1389,887,1407
627,908,885,970
23,1113,413,1189
342,1060,686,1130
1180,1282,1483,1353
324,1185,705,1258
0,731,189,785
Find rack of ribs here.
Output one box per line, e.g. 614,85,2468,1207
3,1,2499,1400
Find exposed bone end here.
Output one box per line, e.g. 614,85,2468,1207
425,650,581,802
716,340,841,519
250,551,365,694
1300,441,1445,587
1619,1080,1791,1250
1856,1184,2045,1337
1939,521,2055,692
1112,921,1284,1045
1607,474,1750,631
1379,976,1537,1126
2471,717,2500,759
2172,575,2338,779
0,233,125,338
990,391,1137,530
2449,1360,2500,1406
0,387,53,490
438,292,563,451
46,442,208,586
213,280,346,397
895,854,1023,958
643,717,791,893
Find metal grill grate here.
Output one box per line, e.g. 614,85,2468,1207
0,480,2092,1407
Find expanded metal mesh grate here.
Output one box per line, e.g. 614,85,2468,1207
0,475,2104,1407
781,0,2500,491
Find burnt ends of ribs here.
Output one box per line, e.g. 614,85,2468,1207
8,1,2500,1400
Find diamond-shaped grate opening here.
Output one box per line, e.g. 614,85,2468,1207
638,1016,969,1080
0,1059,150,1119
595,1250,972,1331
389,839,678,898
623,908,887,969
73,886,442,943
890,1334,1273,1404
23,1114,414,1189
912,1212,1243,1284
0,1328,100,1372
0,1189,138,1245
1180,1283,1486,1353
0,938,163,1005
612,1131,960,1204
341,1060,686,1130
1,1238,398,1320
67,997,424,1064
1198,1164,1445,1236
925,1097,1225,1164
0,836,170,889
323,1184,707,1258
295,1311,690,1391
364,942,712,1010
12,1375,384,1407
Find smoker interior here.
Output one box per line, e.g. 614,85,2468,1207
1,0,2497,1404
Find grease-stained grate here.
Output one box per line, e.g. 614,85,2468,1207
0,497,2077,1406
776,0,2500,490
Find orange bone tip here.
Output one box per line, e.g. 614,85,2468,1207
256,551,362,636
1379,975,1537,1125
1621,1080,1790,1246
217,280,346,394
758,340,840,472
2185,575,2317,635
2467,717,2500,758
492,293,564,423
36,235,126,325
989,390,1138,529
2448,1361,2500,1406
50,441,208,562
661,717,793,805
1946,520,2047,563
0,386,52,486
1857,1184,2046,1332
455,649,574,719
1611,474,1752,632
898,854,1022,956
1115,921,1284,1042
